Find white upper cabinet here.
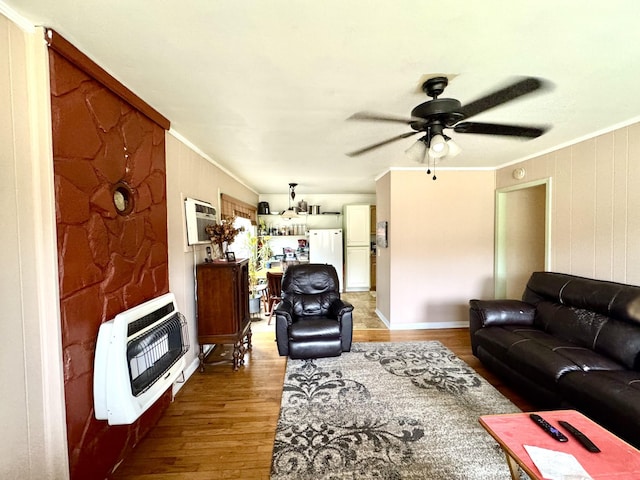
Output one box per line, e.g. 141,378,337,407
344,204,370,246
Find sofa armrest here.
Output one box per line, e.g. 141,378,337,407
469,299,536,330
274,299,294,325
328,299,354,319
274,300,294,356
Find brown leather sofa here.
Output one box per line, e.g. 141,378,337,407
469,271,640,448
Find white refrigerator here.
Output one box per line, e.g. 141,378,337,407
308,229,344,292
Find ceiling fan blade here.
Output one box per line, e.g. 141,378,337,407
460,77,549,120
346,131,419,156
453,122,549,138
348,111,425,124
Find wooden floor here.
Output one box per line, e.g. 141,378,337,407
110,327,535,480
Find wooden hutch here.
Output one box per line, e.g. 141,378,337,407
196,259,252,371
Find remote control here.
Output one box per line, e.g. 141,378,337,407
529,414,568,442
558,420,601,453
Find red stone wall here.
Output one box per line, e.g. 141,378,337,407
49,50,170,479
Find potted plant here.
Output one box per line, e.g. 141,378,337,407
205,216,244,259
245,230,272,314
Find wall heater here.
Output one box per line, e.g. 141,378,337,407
94,293,188,425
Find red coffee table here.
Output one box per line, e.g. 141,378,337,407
479,410,640,479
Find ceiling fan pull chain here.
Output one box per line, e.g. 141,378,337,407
424,149,437,180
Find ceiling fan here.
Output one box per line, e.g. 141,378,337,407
346,76,551,175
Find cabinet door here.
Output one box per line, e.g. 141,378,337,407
345,246,371,290
345,205,370,245
370,254,376,290
196,264,237,336
237,261,250,328
370,205,376,235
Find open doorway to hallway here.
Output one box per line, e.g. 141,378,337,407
495,179,550,299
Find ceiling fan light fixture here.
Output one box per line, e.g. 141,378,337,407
445,137,462,157
428,134,449,158
404,137,428,162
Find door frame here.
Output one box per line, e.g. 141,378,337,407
494,177,552,298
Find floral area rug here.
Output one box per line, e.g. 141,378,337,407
270,341,525,480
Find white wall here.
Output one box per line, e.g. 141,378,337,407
497,123,640,285
379,170,496,329
0,16,69,479
165,132,258,378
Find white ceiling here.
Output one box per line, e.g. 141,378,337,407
4,0,640,194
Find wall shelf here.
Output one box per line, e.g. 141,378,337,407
259,235,307,238
258,213,343,236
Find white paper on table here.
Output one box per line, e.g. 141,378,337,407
523,445,593,480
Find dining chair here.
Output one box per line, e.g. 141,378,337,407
266,271,283,325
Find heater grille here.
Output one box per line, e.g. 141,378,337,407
127,312,189,397
128,303,175,337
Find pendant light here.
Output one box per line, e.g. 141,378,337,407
281,183,299,219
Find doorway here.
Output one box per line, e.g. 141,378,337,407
495,179,551,299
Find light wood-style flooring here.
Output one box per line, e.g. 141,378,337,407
110,293,534,480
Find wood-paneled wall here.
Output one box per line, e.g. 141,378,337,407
497,123,640,284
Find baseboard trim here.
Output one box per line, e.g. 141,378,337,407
374,309,467,330
172,344,214,396
389,321,469,330
375,308,391,328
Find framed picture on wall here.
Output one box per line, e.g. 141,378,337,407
376,221,388,248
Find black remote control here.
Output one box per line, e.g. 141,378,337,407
558,420,601,453
529,414,568,442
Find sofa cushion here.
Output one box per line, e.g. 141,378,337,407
289,317,340,341
507,341,609,384
476,345,564,407
533,301,640,370
534,301,607,347
289,339,342,359
596,315,640,371
474,325,624,386
523,272,640,326
558,370,640,445
473,325,544,358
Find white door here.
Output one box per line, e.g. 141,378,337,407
345,246,371,291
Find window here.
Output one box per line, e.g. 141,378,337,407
228,217,254,260
220,194,257,224
219,194,257,261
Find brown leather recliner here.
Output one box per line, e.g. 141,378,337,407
274,263,354,359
